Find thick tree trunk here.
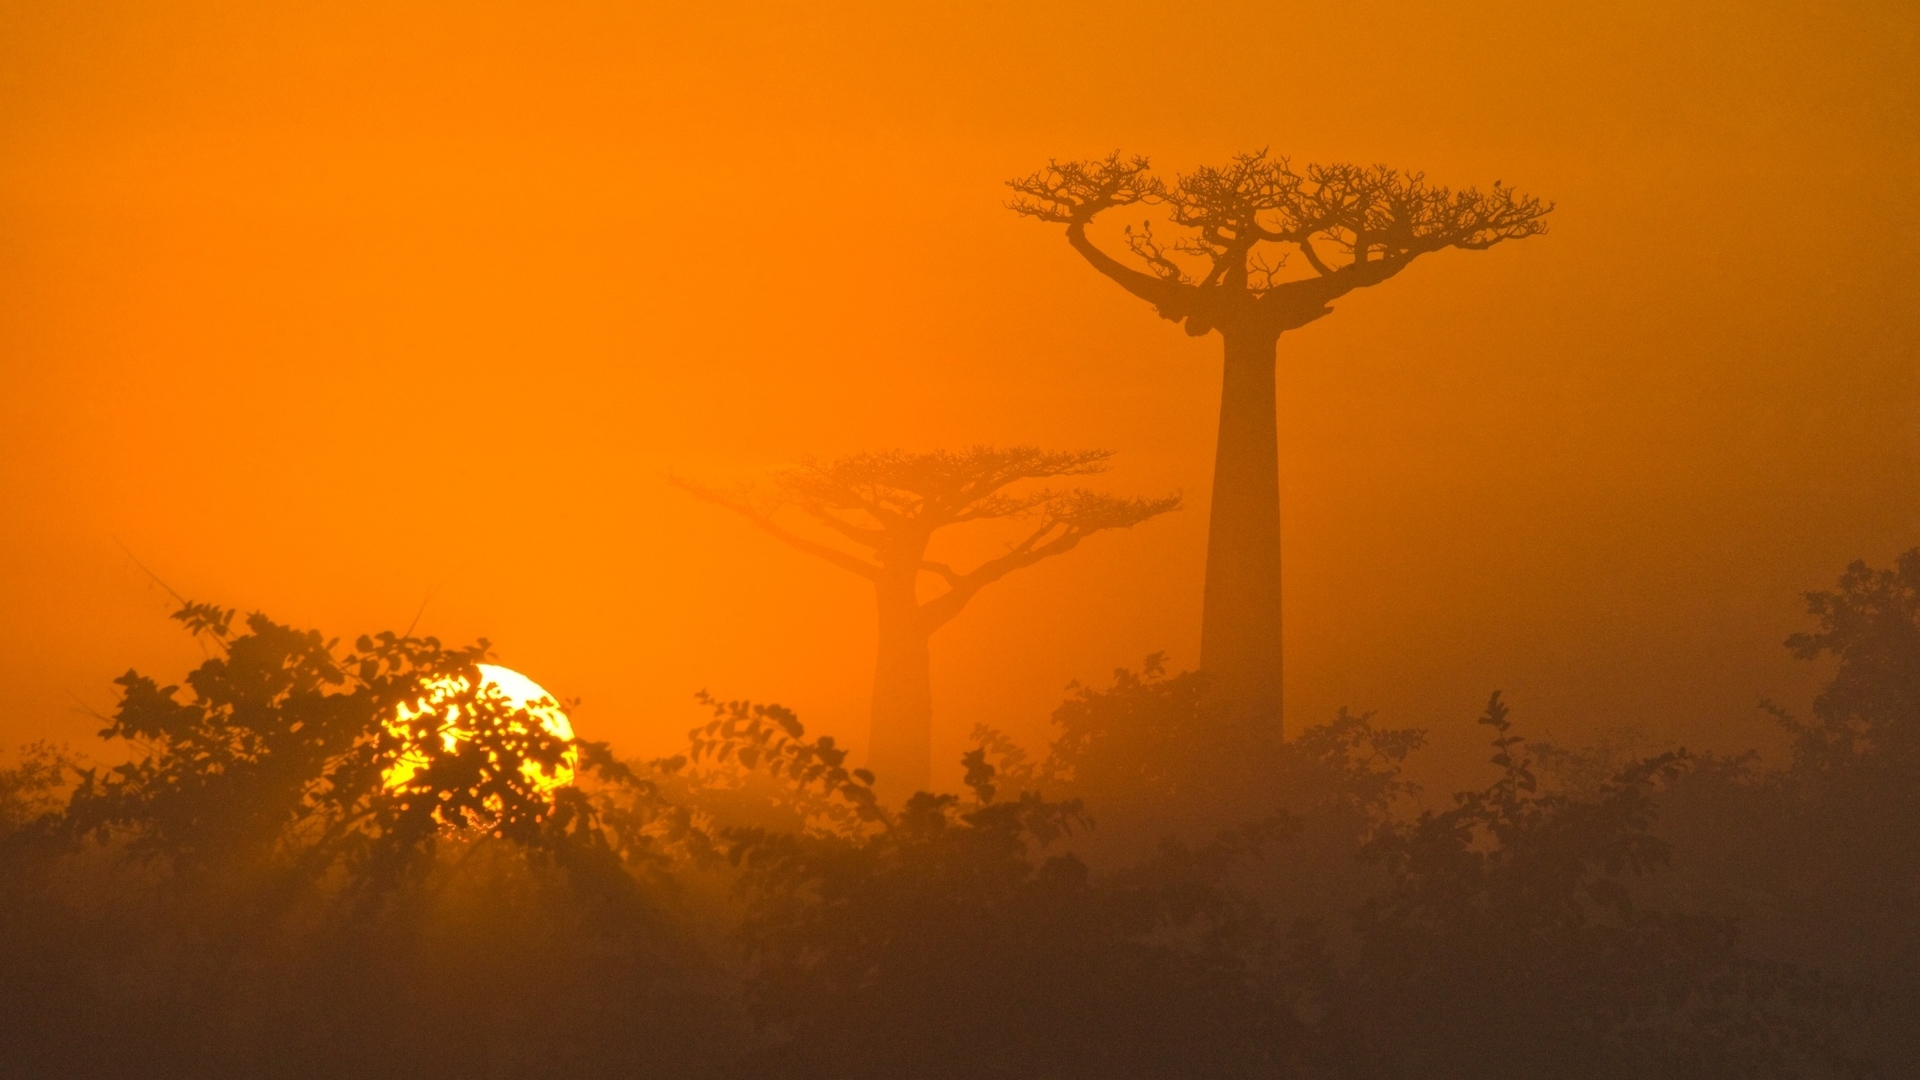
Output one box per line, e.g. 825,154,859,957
1199,327,1284,728
867,571,934,795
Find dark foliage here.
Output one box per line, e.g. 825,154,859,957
1648,552,1920,1073
0,606,736,1079
6,553,1918,1078
1321,695,1853,1079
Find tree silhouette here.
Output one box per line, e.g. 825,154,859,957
1009,152,1550,724
63,602,619,895
676,446,1177,793
2,588,1880,1078
1321,694,1854,1079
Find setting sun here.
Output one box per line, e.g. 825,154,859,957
381,663,578,795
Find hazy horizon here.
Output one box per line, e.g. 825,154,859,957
4,0,1916,789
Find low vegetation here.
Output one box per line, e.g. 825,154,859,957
6,552,1918,1078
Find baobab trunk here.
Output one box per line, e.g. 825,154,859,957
1199,327,1284,727
868,571,934,793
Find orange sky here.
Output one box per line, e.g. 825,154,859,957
3,0,1916,786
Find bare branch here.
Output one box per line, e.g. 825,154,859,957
1065,221,1189,314
806,506,891,547
1296,235,1336,277
919,560,965,588
1294,162,1552,266
1008,152,1192,318
1161,150,1306,277
669,474,883,581
1005,151,1160,224
1123,221,1191,285
918,488,1182,631
1247,250,1291,293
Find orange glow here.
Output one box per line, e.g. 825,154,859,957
382,664,577,795
0,0,1915,790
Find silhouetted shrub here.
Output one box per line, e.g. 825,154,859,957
1316,694,1856,1079
1,581,1900,1079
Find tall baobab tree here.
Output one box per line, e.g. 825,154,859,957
1008,152,1551,726
677,447,1178,794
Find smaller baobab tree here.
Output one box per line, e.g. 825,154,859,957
675,447,1178,795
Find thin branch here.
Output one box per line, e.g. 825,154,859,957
918,524,1076,631
671,475,882,581
112,536,224,657
919,560,965,588
404,575,450,638
65,688,114,725
111,536,188,609
917,490,1181,631
1296,235,1336,277
1066,221,1187,312
1005,153,1190,316
800,506,890,547
1123,221,1191,285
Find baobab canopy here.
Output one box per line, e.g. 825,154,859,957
676,447,1178,792
1008,151,1551,338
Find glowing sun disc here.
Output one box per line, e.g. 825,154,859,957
381,663,578,794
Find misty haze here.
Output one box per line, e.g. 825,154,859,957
3,2,1917,1078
